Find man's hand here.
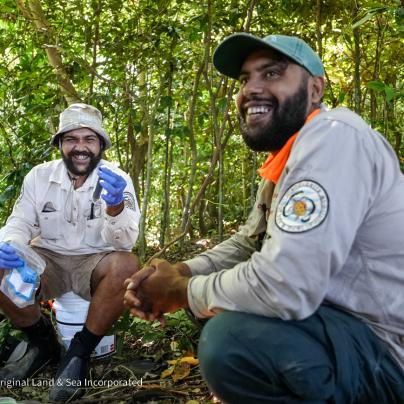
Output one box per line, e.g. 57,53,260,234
98,165,127,207
0,242,24,269
123,259,191,321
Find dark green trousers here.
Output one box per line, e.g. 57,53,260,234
198,306,404,403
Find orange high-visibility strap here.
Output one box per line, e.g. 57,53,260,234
258,108,320,183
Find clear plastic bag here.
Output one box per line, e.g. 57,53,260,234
0,242,45,308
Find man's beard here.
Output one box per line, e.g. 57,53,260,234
239,79,309,152
62,150,102,176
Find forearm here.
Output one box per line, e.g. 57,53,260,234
185,233,256,276
106,201,124,217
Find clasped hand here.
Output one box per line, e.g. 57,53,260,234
0,242,24,269
97,165,127,206
123,259,191,322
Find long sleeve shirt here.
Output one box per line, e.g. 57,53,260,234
186,107,404,369
0,159,140,254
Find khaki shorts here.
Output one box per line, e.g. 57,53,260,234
32,246,111,301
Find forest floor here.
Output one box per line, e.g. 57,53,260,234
0,238,224,404
2,335,216,403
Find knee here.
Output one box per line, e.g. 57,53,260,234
198,311,335,401
277,353,335,400
105,252,140,283
198,313,237,394
198,314,230,372
0,291,41,328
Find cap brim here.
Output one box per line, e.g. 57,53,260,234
213,33,283,79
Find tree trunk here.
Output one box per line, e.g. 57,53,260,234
179,0,212,238
18,0,81,104
198,198,208,237
218,146,224,241
149,0,258,259
370,17,385,126
316,0,323,58
352,0,361,114
138,81,163,260
88,0,101,100
160,62,174,247
127,72,148,198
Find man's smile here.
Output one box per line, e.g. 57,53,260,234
73,155,89,161
71,152,91,165
247,106,271,115
243,101,275,127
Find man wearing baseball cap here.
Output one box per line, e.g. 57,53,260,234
124,33,404,402
0,103,140,401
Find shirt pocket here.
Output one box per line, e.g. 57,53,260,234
85,217,104,247
38,211,62,240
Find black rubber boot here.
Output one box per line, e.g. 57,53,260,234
0,315,62,381
0,335,21,365
49,333,91,402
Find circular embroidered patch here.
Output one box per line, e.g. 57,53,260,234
275,180,329,233
124,191,137,211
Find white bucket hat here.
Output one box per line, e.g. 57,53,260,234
51,103,112,149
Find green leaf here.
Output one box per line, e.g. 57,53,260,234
218,98,227,112
0,319,12,345
352,7,388,29
160,95,173,109
337,90,346,104
352,13,374,30
367,81,386,92
385,85,395,103
173,125,191,139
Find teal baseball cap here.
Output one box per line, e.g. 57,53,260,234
213,33,324,79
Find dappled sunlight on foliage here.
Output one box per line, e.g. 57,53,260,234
0,0,403,401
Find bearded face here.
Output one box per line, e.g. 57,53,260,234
235,50,313,152
238,75,309,152
60,128,103,176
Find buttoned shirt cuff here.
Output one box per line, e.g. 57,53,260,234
103,207,139,247
184,255,215,276
187,275,216,318
105,206,136,228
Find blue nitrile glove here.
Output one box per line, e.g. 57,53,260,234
97,165,127,206
18,264,38,284
0,242,24,269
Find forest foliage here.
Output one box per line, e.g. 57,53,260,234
1,0,403,258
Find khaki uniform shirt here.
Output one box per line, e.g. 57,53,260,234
186,108,404,368
0,159,140,254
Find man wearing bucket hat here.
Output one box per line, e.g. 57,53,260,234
124,33,404,403
0,103,140,401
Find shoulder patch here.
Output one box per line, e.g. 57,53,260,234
123,192,136,211
275,180,328,233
